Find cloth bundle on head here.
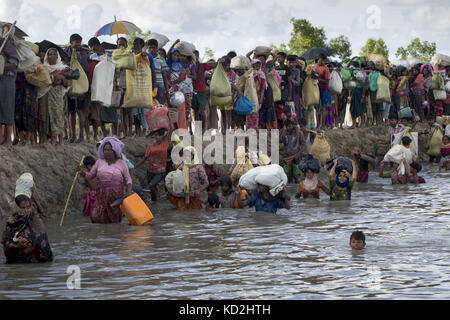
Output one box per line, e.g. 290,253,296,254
182,146,201,204
15,173,34,199
97,137,125,159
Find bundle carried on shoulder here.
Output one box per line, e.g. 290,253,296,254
254,46,272,57
325,156,353,175
91,57,116,106
145,105,170,132
209,62,232,106
310,131,330,166
298,154,321,173
148,33,169,49
68,54,89,97
239,164,288,197
175,41,195,57
430,71,445,90
15,40,40,72
165,169,185,197
302,76,320,107
122,53,153,108
427,126,444,157
24,64,52,88
329,70,343,95
236,68,258,113
383,144,414,175
267,72,281,102
431,53,450,67
112,48,136,70
230,55,251,71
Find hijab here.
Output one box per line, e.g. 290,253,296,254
97,136,124,160
43,48,66,73
335,174,350,188
251,59,267,89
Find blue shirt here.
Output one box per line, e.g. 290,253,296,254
143,52,156,70
246,191,284,214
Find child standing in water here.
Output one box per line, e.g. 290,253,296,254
329,158,357,201
349,230,366,250
82,156,97,217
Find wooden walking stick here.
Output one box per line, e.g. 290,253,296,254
60,156,85,227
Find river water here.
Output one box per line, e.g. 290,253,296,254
0,166,449,299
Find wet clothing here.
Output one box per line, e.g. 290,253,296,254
218,192,236,209
2,208,53,263
330,178,354,201
296,180,328,199
246,190,284,214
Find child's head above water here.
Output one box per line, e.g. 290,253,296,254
350,230,366,250
219,176,233,195
207,193,219,208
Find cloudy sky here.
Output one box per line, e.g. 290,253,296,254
1,0,449,60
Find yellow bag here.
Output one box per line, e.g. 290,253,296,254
210,95,232,107
310,132,330,166
231,146,254,183
302,76,320,107
375,75,391,103
122,53,153,108
427,127,443,156
68,55,89,97
25,64,52,88
112,48,137,70
267,72,281,102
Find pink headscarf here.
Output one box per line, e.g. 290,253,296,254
420,63,433,76
97,136,124,159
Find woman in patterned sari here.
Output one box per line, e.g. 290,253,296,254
78,137,132,223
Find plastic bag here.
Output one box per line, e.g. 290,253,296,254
302,76,320,107
341,68,352,82
398,107,413,119
431,71,444,90
344,81,356,89
329,70,343,94
310,132,330,166
254,46,272,57
91,59,116,106
239,164,287,196
234,95,254,115
375,75,391,103
427,127,443,157
169,91,185,107
230,55,251,70
175,41,195,57
68,54,89,97
122,53,153,108
112,48,136,70
148,33,169,49
354,70,365,82
267,72,281,102
368,72,379,92
165,170,185,197
298,154,321,173
433,89,447,101
210,95,233,107
209,61,232,106
16,40,40,72
24,64,52,88
325,156,353,175
145,106,170,132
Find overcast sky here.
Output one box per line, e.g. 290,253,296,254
1,0,449,60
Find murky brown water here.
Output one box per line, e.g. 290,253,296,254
0,165,449,299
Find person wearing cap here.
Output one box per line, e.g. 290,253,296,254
64,33,90,143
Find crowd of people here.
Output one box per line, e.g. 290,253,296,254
1,26,450,264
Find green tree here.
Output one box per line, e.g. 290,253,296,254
328,35,352,60
269,43,292,55
395,38,436,62
360,38,389,58
201,47,215,62
287,18,328,55
126,30,152,48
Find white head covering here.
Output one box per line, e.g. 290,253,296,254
44,48,66,73
15,173,34,198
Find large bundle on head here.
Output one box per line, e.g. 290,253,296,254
14,39,40,72
239,164,287,196
144,105,170,132
391,59,410,69
431,53,450,67
407,57,422,67
310,132,330,166
165,169,185,197
367,53,387,71
148,33,169,49
298,154,321,173
383,144,414,175
325,156,353,175
230,55,251,71
175,41,195,57
254,46,272,57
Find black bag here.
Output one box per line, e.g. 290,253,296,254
298,154,321,173
325,156,353,175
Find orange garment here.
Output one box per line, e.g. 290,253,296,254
234,189,249,209
168,194,202,211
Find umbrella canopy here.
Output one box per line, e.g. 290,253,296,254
101,41,118,50
300,47,333,61
38,40,70,64
0,21,28,38
94,21,141,37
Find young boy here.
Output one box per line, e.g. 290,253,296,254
350,230,366,250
